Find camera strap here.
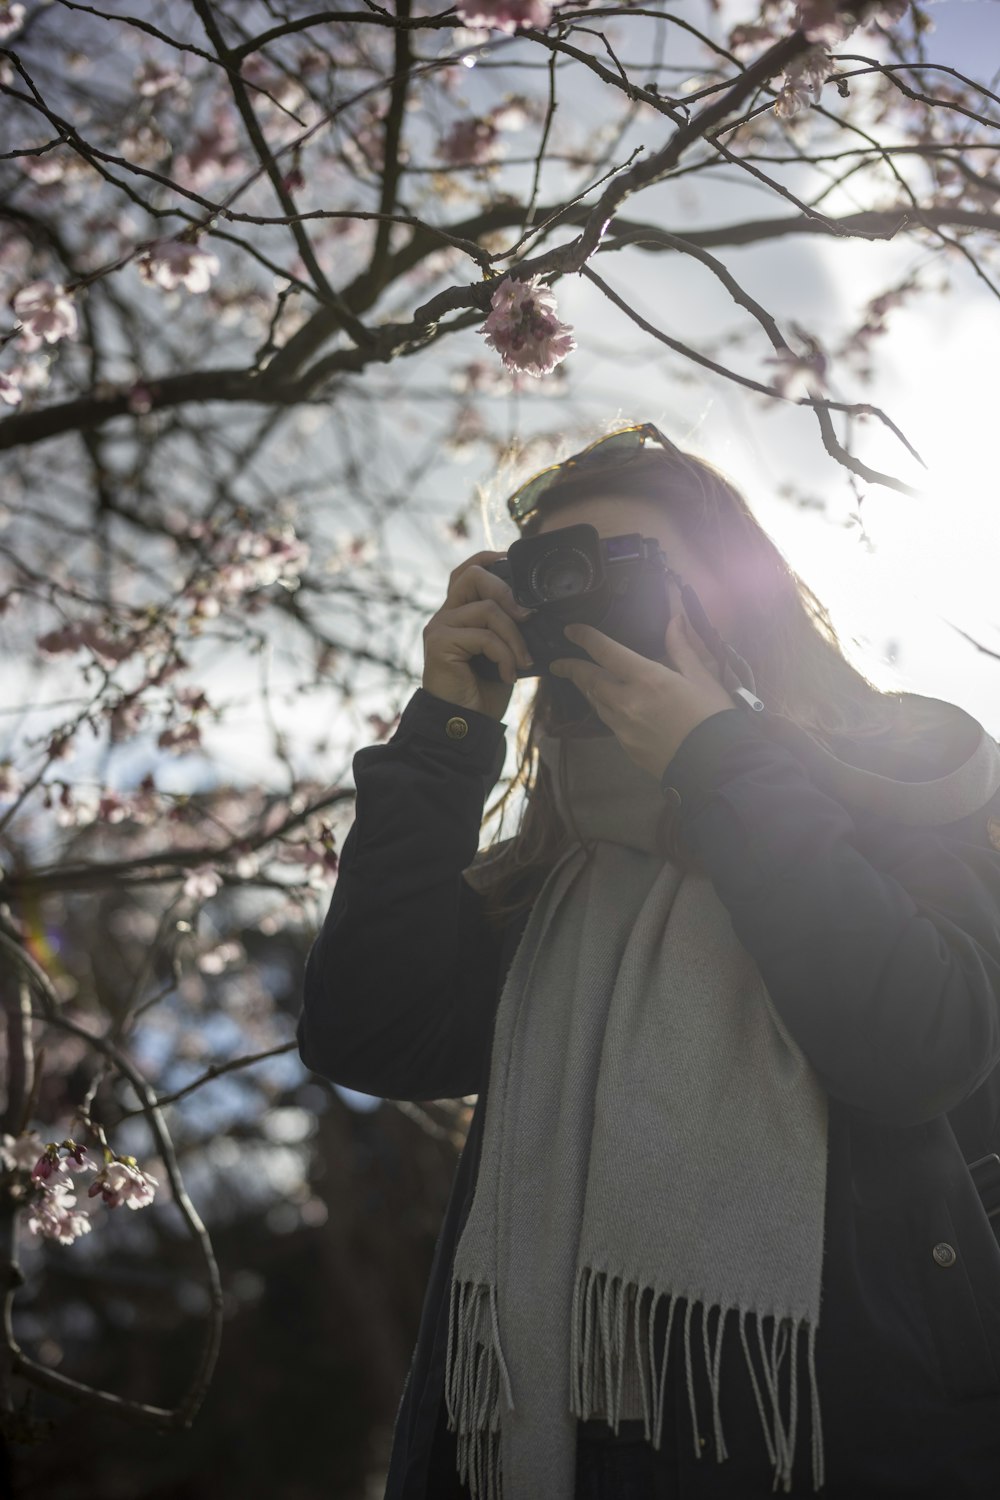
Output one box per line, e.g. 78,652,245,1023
678,579,765,716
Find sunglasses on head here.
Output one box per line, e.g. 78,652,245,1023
506,422,687,530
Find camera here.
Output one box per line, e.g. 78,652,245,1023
468,523,672,683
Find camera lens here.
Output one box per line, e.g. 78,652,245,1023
529,544,596,602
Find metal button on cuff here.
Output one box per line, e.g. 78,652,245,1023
445,716,469,740
932,1242,957,1267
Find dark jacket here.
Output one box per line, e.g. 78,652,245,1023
297,686,1000,1498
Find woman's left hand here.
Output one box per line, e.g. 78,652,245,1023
549,579,737,782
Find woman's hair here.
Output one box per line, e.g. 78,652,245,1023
467,439,907,935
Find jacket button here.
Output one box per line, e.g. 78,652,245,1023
932,1242,957,1267
445,716,469,740
661,785,682,808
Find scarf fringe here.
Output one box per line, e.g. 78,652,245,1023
444,1271,825,1500
444,1279,515,1500
569,1266,825,1496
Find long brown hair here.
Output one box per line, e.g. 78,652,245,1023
466,439,906,935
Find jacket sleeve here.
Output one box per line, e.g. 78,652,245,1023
297,688,508,1102
662,708,1000,1128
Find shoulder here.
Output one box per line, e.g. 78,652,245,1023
766,693,1000,833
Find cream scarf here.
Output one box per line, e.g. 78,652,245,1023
445,715,830,1499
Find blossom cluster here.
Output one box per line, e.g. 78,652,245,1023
183,522,310,619
454,0,552,34
437,98,530,168
478,275,576,378
0,1133,159,1247
775,0,912,118
137,238,221,295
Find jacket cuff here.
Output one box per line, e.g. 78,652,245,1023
392,688,507,778
659,706,769,812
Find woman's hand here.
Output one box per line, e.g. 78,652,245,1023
549,578,736,781
422,549,535,722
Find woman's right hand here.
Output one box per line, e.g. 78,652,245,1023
422,550,536,722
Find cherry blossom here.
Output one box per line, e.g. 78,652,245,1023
454,0,552,32
774,45,831,119
764,336,829,399
197,939,244,974
97,792,129,823
158,721,203,754
0,3,25,43
479,275,576,377
37,618,140,667
27,1182,93,1244
174,107,244,190
183,865,222,900
794,0,909,45
87,1156,159,1210
122,120,171,168
439,116,501,167
7,357,50,394
32,1139,97,1183
0,762,24,802
793,1,859,46
135,59,183,97
137,239,221,295
872,0,910,20
728,22,777,51
11,280,79,352
0,372,21,407
0,1129,46,1173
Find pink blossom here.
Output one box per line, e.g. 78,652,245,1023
109,696,146,744
121,120,170,168
23,152,67,188
0,4,25,42
98,792,128,824
0,1129,46,1173
871,0,909,21
183,865,222,900
88,1156,159,1210
278,841,339,886
27,1182,92,1244
764,341,828,399
793,0,908,45
438,116,500,167
36,618,139,667
135,59,183,97
793,0,858,45
176,685,210,713
728,22,777,50
455,0,551,32
174,107,243,190
158,721,202,754
7,357,49,393
0,761,23,802
774,45,830,118
197,939,244,975
11,280,79,353
31,1140,97,1183
127,381,155,414
137,239,220,294
0,372,21,407
479,275,576,378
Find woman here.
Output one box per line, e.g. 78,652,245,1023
297,424,1000,1499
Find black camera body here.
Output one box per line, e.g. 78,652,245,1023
469,523,672,682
